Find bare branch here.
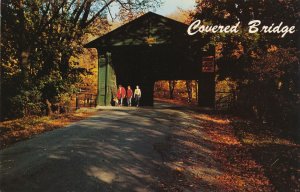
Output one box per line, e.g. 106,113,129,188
38,1,67,33
116,0,131,11
104,0,115,22
83,0,115,28
73,0,89,25
80,0,93,27
66,0,77,12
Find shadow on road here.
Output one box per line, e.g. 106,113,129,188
0,102,223,192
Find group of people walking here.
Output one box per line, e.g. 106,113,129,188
116,85,142,107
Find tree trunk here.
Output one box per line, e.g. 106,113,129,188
60,53,71,79
19,50,30,82
45,99,52,116
186,80,192,103
0,56,2,121
195,80,198,101
168,80,176,99
16,0,31,85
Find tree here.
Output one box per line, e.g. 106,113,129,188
185,80,192,103
1,0,161,118
168,80,177,99
191,0,299,131
192,0,299,78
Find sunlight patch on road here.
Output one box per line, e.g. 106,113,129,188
195,114,231,124
48,154,69,160
86,166,116,183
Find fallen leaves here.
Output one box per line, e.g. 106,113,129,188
233,120,300,191
156,106,275,191
195,114,231,125
0,110,96,149
201,114,274,191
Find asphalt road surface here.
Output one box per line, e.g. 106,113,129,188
0,102,199,192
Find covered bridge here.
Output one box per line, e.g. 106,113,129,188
85,12,215,107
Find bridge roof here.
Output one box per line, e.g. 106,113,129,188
85,12,191,48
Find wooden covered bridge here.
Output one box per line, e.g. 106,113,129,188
85,12,215,107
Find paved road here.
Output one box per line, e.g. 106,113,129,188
0,102,197,192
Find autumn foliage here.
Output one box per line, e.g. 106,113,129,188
0,109,96,149
190,0,299,137
155,99,299,191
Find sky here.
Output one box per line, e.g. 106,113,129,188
108,0,196,26
155,0,196,16
109,0,196,21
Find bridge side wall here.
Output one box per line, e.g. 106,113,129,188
97,51,117,106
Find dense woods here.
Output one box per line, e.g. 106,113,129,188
191,0,299,137
1,0,160,119
154,80,198,103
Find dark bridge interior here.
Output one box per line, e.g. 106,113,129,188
85,12,215,107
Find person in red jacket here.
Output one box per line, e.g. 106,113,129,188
116,85,126,106
126,86,133,106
